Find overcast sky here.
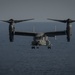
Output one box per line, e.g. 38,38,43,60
0,0,75,22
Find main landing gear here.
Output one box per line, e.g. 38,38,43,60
48,46,51,49
31,46,39,49
31,46,51,49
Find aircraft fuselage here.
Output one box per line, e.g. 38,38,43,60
31,34,51,48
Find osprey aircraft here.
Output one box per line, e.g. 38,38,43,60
1,18,75,49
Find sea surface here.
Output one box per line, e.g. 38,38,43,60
0,22,75,75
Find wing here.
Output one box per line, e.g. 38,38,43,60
15,31,37,36
71,20,75,22
14,18,34,23
45,30,66,37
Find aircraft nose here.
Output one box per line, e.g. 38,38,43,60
36,40,39,43
36,40,40,44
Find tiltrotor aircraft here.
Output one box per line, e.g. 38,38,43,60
1,18,75,49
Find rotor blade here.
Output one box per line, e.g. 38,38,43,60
47,18,67,23
14,18,34,23
0,20,9,23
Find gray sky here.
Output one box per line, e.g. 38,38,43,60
0,0,75,22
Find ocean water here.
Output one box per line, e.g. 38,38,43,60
0,22,75,75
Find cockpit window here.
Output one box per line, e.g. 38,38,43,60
35,36,42,40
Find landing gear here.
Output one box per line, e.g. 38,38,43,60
31,46,35,49
36,46,39,49
48,46,51,49
31,46,39,49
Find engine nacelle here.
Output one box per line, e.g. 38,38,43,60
66,24,72,42
9,25,15,42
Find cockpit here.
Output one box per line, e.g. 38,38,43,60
35,36,42,40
